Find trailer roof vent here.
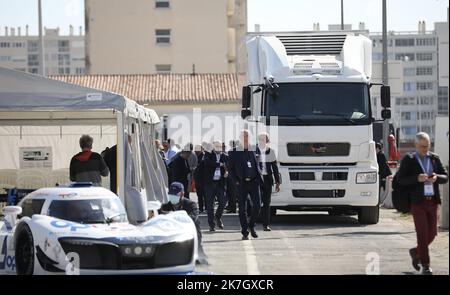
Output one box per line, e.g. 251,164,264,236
319,62,342,75
293,62,314,74
276,33,347,55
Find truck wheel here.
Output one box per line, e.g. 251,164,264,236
15,224,34,275
270,207,277,217
358,206,380,225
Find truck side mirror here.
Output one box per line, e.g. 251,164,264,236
241,109,251,120
242,86,251,109
381,109,391,120
381,85,391,108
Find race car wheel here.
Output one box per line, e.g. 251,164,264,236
15,224,35,275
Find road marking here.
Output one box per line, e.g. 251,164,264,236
243,239,260,275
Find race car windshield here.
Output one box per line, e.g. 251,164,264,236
48,198,128,224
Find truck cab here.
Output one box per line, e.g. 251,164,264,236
242,31,392,224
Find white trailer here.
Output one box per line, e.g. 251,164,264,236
242,31,392,224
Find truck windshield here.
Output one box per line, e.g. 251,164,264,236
264,83,371,126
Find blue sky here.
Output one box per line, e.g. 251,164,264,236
0,0,448,35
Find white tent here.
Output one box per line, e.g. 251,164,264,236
0,67,168,216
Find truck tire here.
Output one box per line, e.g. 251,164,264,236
15,224,34,275
358,206,380,225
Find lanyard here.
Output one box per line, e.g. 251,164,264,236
415,153,431,176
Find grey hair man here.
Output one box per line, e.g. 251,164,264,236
397,132,448,275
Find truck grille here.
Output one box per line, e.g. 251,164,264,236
287,143,350,157
289,172,348,181
292,189,346,198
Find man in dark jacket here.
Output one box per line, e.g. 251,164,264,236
376,142,392,191
257,132,281,231
168,150,191,194
160,182,207,264
101,145,117,193
397,132,448,275
70,135,109,185
193,145,205,213
228,130,263,240
203,141,228,231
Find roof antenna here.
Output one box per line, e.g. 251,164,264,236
191,63,196,76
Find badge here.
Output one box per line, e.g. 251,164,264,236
213,168,221,180
424,182,434,196
247,161,252,168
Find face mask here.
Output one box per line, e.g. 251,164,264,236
168,194,180,205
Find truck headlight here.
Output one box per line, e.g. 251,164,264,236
356,172,377,184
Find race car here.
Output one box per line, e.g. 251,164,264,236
0,183,198,275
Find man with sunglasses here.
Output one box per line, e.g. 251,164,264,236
397,132,448,275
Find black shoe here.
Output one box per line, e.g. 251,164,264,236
421,265,433,275
409,248,420,271
209,227,216,232
242,235,249,240
250,228,258,238
215,216,224,229
263,226,272,232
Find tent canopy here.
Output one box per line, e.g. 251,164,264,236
0,67,160,124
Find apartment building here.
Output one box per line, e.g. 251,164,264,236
0,26,85,75
85,0,247,74
371,21,448,141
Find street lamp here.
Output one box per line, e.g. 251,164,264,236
341,0,344,30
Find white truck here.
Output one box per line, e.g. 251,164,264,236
242,31,392,224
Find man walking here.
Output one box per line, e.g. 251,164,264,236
257,132,281,231
168,149,191,194
203,141,228,231
193,144,205,213
228,130,262,240
397,132,448,275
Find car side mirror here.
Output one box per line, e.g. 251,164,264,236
381,85,391,108
242,86,251,109
2,206,22,226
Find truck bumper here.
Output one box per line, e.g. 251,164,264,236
271,165,379,208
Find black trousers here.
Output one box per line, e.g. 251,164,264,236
204,181,227,229
260,175,273,227
226,177,237,212
237,180,261,235
196,183,205,212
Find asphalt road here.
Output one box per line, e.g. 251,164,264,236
195,207,449,275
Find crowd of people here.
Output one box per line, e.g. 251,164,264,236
157,130,281,239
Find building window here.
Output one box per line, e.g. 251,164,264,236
416,52,433,61
403,82,415,92
28,68,38,74
395,38,415,47
0,42,10,48
418,96,434,105
416,82,433,91
402,126,417,136
416,38,436,46
58,40,70,52
401,112,412,120
27,41,38,52
395,53,415,61
155,29,171,44
403,68,416,76
58,54,70,66
155,64,172,74
27,54,39,67
416,67,433,76
155,0,170,8
0,56,11,62
75,67,85,74
438,86,449,115
396,97,416,106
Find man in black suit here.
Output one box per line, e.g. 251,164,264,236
193,145,205,213
203,141,228,231
257,132,281,231
168,150,191,194
397,132,448,275
225,140,238,213
228,130,262,240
